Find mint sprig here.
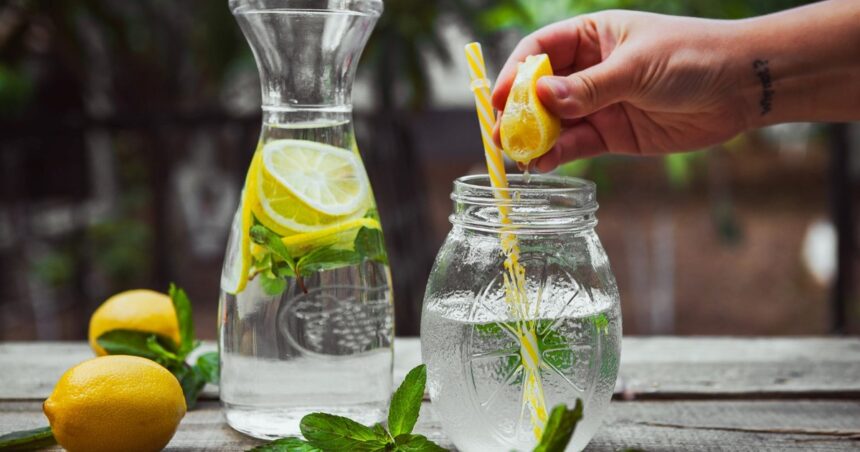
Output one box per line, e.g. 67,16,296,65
252,364,440,452
169,283,199,357
96,329,177,362
249,224,304,294
388,364,426,437
250,364,584,452
195,349,220,385
96,283,218,409
248,222,389,297
354,226,388,265
392,434,447,452
0,426,56,450
475,320,574,379
300,414,390,451
533,400,584,452
250,437,322,451
297,248,362,275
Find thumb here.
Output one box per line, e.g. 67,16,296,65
537,59,630,118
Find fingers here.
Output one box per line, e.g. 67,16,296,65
533,122,607,172
536,56,631,119
491,18,585,111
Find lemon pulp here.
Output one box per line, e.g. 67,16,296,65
500,54,561,165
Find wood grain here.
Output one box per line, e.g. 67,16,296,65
3,338,860,450
617,337,860,399
4,338,858,400
3,400,858,451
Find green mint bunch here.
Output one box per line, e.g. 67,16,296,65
250,364,443,452
96,283,218,409
249,213,387,298
249,365,584,452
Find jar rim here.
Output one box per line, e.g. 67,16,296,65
453,174,596,196
450,173,598,233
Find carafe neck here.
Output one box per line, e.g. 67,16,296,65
231,0,382,118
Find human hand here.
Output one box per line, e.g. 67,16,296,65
492,10,754,172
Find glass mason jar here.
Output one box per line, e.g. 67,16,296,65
218,0,392,440
421,174,621,452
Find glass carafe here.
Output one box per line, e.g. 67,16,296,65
421,174,621,451
219,0,392,439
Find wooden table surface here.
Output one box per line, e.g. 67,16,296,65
2,337,859,451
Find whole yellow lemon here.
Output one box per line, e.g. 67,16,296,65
43,355,187,452
88,289,181,356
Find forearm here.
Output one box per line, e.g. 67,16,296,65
733,0,860,128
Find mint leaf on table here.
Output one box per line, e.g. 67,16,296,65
0,426,56,451
393,434,447,452
388,364,426,437
146,335,183,364
354,227,388,265
169,283,198,357
371,423,389,442
250,364,447,452
249,437,322,451
532,400,583,452
196,351,220,384
297,247,361,276
172,363,207,410
300,414,389,451
97,330,179,365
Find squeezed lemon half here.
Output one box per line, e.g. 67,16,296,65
500,54,561,165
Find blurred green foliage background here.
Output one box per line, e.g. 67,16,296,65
0,0,852,338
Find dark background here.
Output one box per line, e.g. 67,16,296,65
0,0,857,339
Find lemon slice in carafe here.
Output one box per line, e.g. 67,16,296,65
221,151,262,295
256,139,371,234
262,139,369,215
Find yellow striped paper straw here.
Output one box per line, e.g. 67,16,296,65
464,41,548,440
464,42,510,207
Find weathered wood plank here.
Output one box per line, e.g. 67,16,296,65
0,343,92,401
0,342,220,401
618,337,860,399
3,400,859,451
591,400,860,451
3,338,859,401
0,341,421,402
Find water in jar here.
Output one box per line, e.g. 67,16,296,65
423,294,619,451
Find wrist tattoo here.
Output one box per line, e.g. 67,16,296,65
753,59,773,116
